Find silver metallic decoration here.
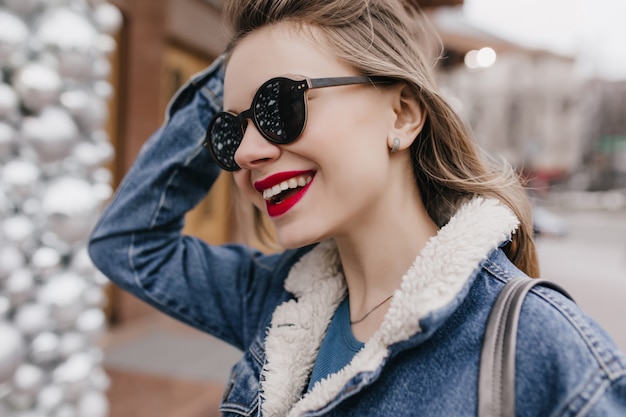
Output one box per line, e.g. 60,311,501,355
61,90,108,132
0,83,19,120
31,246,63,279
0,245,27,281
4,269,36,306
13,303,53,337
0,10,29,68
42,177,100,245
0,321,25,381
1,159,41,203
36,8,100,81
22,107,80,164
12,363,46,395
92,3,122,35
0,0,119,415
0,122,17,160
14,62,63,112
1,0,43,16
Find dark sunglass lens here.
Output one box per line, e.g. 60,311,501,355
256,79,305,143
209,114,241,171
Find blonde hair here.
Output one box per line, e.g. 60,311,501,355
223,0,540,277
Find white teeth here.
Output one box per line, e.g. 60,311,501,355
262,176,312,200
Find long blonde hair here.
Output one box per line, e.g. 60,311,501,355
223,0,540,277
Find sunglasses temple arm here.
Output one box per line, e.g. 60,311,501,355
308,76,377,88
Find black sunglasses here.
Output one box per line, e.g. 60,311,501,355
204,75,394,171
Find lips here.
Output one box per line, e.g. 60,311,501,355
254,170,315,217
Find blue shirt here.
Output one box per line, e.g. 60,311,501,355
308,297,364,391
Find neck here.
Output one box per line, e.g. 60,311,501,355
333,191,438,337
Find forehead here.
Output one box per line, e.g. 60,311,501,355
223,23,355,108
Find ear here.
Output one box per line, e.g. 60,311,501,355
387,84,426,152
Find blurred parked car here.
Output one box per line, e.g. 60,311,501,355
532,206,569,237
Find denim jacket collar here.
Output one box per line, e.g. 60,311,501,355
261,198,520,416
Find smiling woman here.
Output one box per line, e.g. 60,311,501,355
87,0,626,416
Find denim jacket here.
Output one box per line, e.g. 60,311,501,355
88,56,626,416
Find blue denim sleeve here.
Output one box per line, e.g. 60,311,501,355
88,56,293,352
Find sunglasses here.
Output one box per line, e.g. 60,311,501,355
204,75,394,171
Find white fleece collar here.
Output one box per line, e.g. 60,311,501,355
261,198,519,417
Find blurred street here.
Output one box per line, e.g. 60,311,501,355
535,205,626,351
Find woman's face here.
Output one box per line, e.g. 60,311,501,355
226,23,407,248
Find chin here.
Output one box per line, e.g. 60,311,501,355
276,229,326,250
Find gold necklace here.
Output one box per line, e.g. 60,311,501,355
349,294,394,325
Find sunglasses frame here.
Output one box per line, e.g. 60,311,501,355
204,75,394,171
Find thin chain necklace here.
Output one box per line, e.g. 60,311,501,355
349,294,394,325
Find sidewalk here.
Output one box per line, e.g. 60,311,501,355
101,314,241,417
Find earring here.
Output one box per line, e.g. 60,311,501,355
390,137,401,153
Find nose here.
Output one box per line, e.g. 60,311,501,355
234,122,282,170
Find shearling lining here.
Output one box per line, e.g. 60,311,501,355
260,198,519,417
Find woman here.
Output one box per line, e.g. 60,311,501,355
88,0,626,415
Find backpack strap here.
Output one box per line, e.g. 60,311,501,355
478,277,574,417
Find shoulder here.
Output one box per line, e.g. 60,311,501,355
479,249,626,416
479,249,625,375
514,283,626,415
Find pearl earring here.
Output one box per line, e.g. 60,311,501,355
390,137,401,153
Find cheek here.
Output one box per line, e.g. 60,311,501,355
232,171,248,191
307,94,391,150
233,171,265,209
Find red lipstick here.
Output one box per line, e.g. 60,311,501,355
254,170,316,218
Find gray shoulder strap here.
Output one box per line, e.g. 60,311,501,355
478,277,573,417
